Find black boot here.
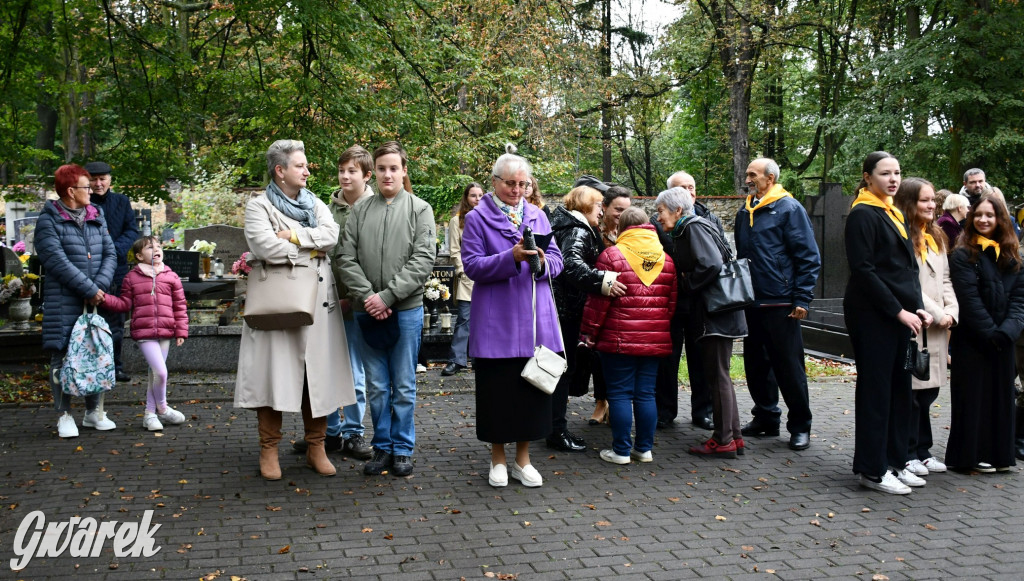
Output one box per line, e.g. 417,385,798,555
1015,406,1024,461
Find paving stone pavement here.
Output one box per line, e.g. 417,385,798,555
2,369,1022,580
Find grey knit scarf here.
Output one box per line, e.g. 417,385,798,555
265,181,318,228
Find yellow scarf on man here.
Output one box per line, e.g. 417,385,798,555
919,226,938,263
851,188,907,239
744,183,792,227
615,226,666,286
977,235,1001,259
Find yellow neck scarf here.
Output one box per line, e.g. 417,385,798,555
851,188,907,239
919,226,938,263
977,235,1001,259
745,183,792,227
615,226,666,286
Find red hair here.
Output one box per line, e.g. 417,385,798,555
54,164,90,198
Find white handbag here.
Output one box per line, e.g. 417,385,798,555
520,275,567,394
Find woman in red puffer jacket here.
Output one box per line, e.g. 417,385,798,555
580,207,676,465
102,236,189,432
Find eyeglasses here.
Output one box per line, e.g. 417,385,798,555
70,186,91,191
493,176,530,190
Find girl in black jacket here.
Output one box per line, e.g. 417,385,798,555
945,194,1024,472
844,152,932,495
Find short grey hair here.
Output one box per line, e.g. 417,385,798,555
753,157,781,182
655,187,694,216
491,143,532,181
963,168,984,182
267,139,305,177
666,171,694,190
943,193,969,211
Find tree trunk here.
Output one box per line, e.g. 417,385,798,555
600,0,612,181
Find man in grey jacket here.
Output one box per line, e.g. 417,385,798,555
337,141,436,477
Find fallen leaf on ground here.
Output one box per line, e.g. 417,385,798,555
715,515,727,521
924,524,937,530
277,545,290,554
872,575,889,581
596,521,611,526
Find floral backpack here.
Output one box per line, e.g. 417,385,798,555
60,306,116,396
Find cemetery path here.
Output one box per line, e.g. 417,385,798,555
2,370,1021,580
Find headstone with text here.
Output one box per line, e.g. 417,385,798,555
184,225,249,267
430,265,456,310
1,247,24,277
163,250,201,283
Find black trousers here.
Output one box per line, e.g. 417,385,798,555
908,387,939,461
655,314,713,423
743,307,812,434
846,306,913,477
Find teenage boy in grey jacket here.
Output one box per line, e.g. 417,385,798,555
337,141,436,477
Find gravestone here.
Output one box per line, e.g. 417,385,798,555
163,250,201,283
430,265,456,310
184,225,248,266
803,183,849,299
11,216,38,254
1,247,24,277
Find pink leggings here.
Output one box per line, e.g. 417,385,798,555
138,340,171,414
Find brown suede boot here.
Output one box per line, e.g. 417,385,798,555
302,391,336,477
256,407,283,480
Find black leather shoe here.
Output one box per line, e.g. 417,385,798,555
692,416,714,431
392,455,414,476
363,450,394,475
546,431,586,452
789,432,810,450
656,419,673,430
1015,439,1024,461
293,434,342,453
441,362,465,377
115,371,132,383
343,435,373,460
741,421,780,438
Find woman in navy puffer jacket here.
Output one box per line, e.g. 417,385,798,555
35,164,116,438
580,208,676,465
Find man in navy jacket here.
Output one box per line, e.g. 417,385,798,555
734,158,821,451
86,161,138,382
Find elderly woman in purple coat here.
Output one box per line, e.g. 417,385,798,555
462,144,564,489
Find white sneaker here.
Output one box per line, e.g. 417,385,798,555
905,459,929,476
897,468,926,487
488,463,508,487
157,408,186,425
922,457,947,473
416,364,427,373
57,412,79,438
82,410,116,431
860,472,911,495
974,462,996,473
143,413,164,432
630,449,653,463
509,462,543,487
600,449,631,465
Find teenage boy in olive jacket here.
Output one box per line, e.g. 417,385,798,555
336,141,436,478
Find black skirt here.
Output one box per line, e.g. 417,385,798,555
475,357,553,444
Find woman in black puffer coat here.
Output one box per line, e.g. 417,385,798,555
547,186,625,452
36,164,117,438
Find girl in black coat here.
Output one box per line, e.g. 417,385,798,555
844,152,932,495
946,194,1024,472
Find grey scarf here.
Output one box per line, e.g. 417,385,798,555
56,199,87,228
265,181,318,228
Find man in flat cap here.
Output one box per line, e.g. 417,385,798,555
85,161,138,383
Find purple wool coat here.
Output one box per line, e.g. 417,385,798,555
462,194,564,359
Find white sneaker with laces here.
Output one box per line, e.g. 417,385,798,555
921,457,947,473
897,468,926,487
57,412,79,438
157,407,186,425
905,459,929,476
143,413,164,432
488,463,508,487
82,410,116,430
860,472,911,495
600,449,631,465
630,449,653,463
509,462,543,487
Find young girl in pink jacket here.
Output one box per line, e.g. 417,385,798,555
103,236,189,431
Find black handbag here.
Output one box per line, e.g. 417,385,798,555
703,227,755,314
905,332,930,382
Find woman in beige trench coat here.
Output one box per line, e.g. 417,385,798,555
235,140,356,480
895,177,958,476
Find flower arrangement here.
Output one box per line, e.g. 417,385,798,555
0,272,39,304
232,251,253,276
12,240,26,254
423,278,450,302
189,239,217,256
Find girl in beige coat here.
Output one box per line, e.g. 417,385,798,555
895,177,958,476
235,140,356,480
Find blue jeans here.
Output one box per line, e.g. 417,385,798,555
447,300,472,366
327,318,368,438
355,308,422,456
602,352,659,456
